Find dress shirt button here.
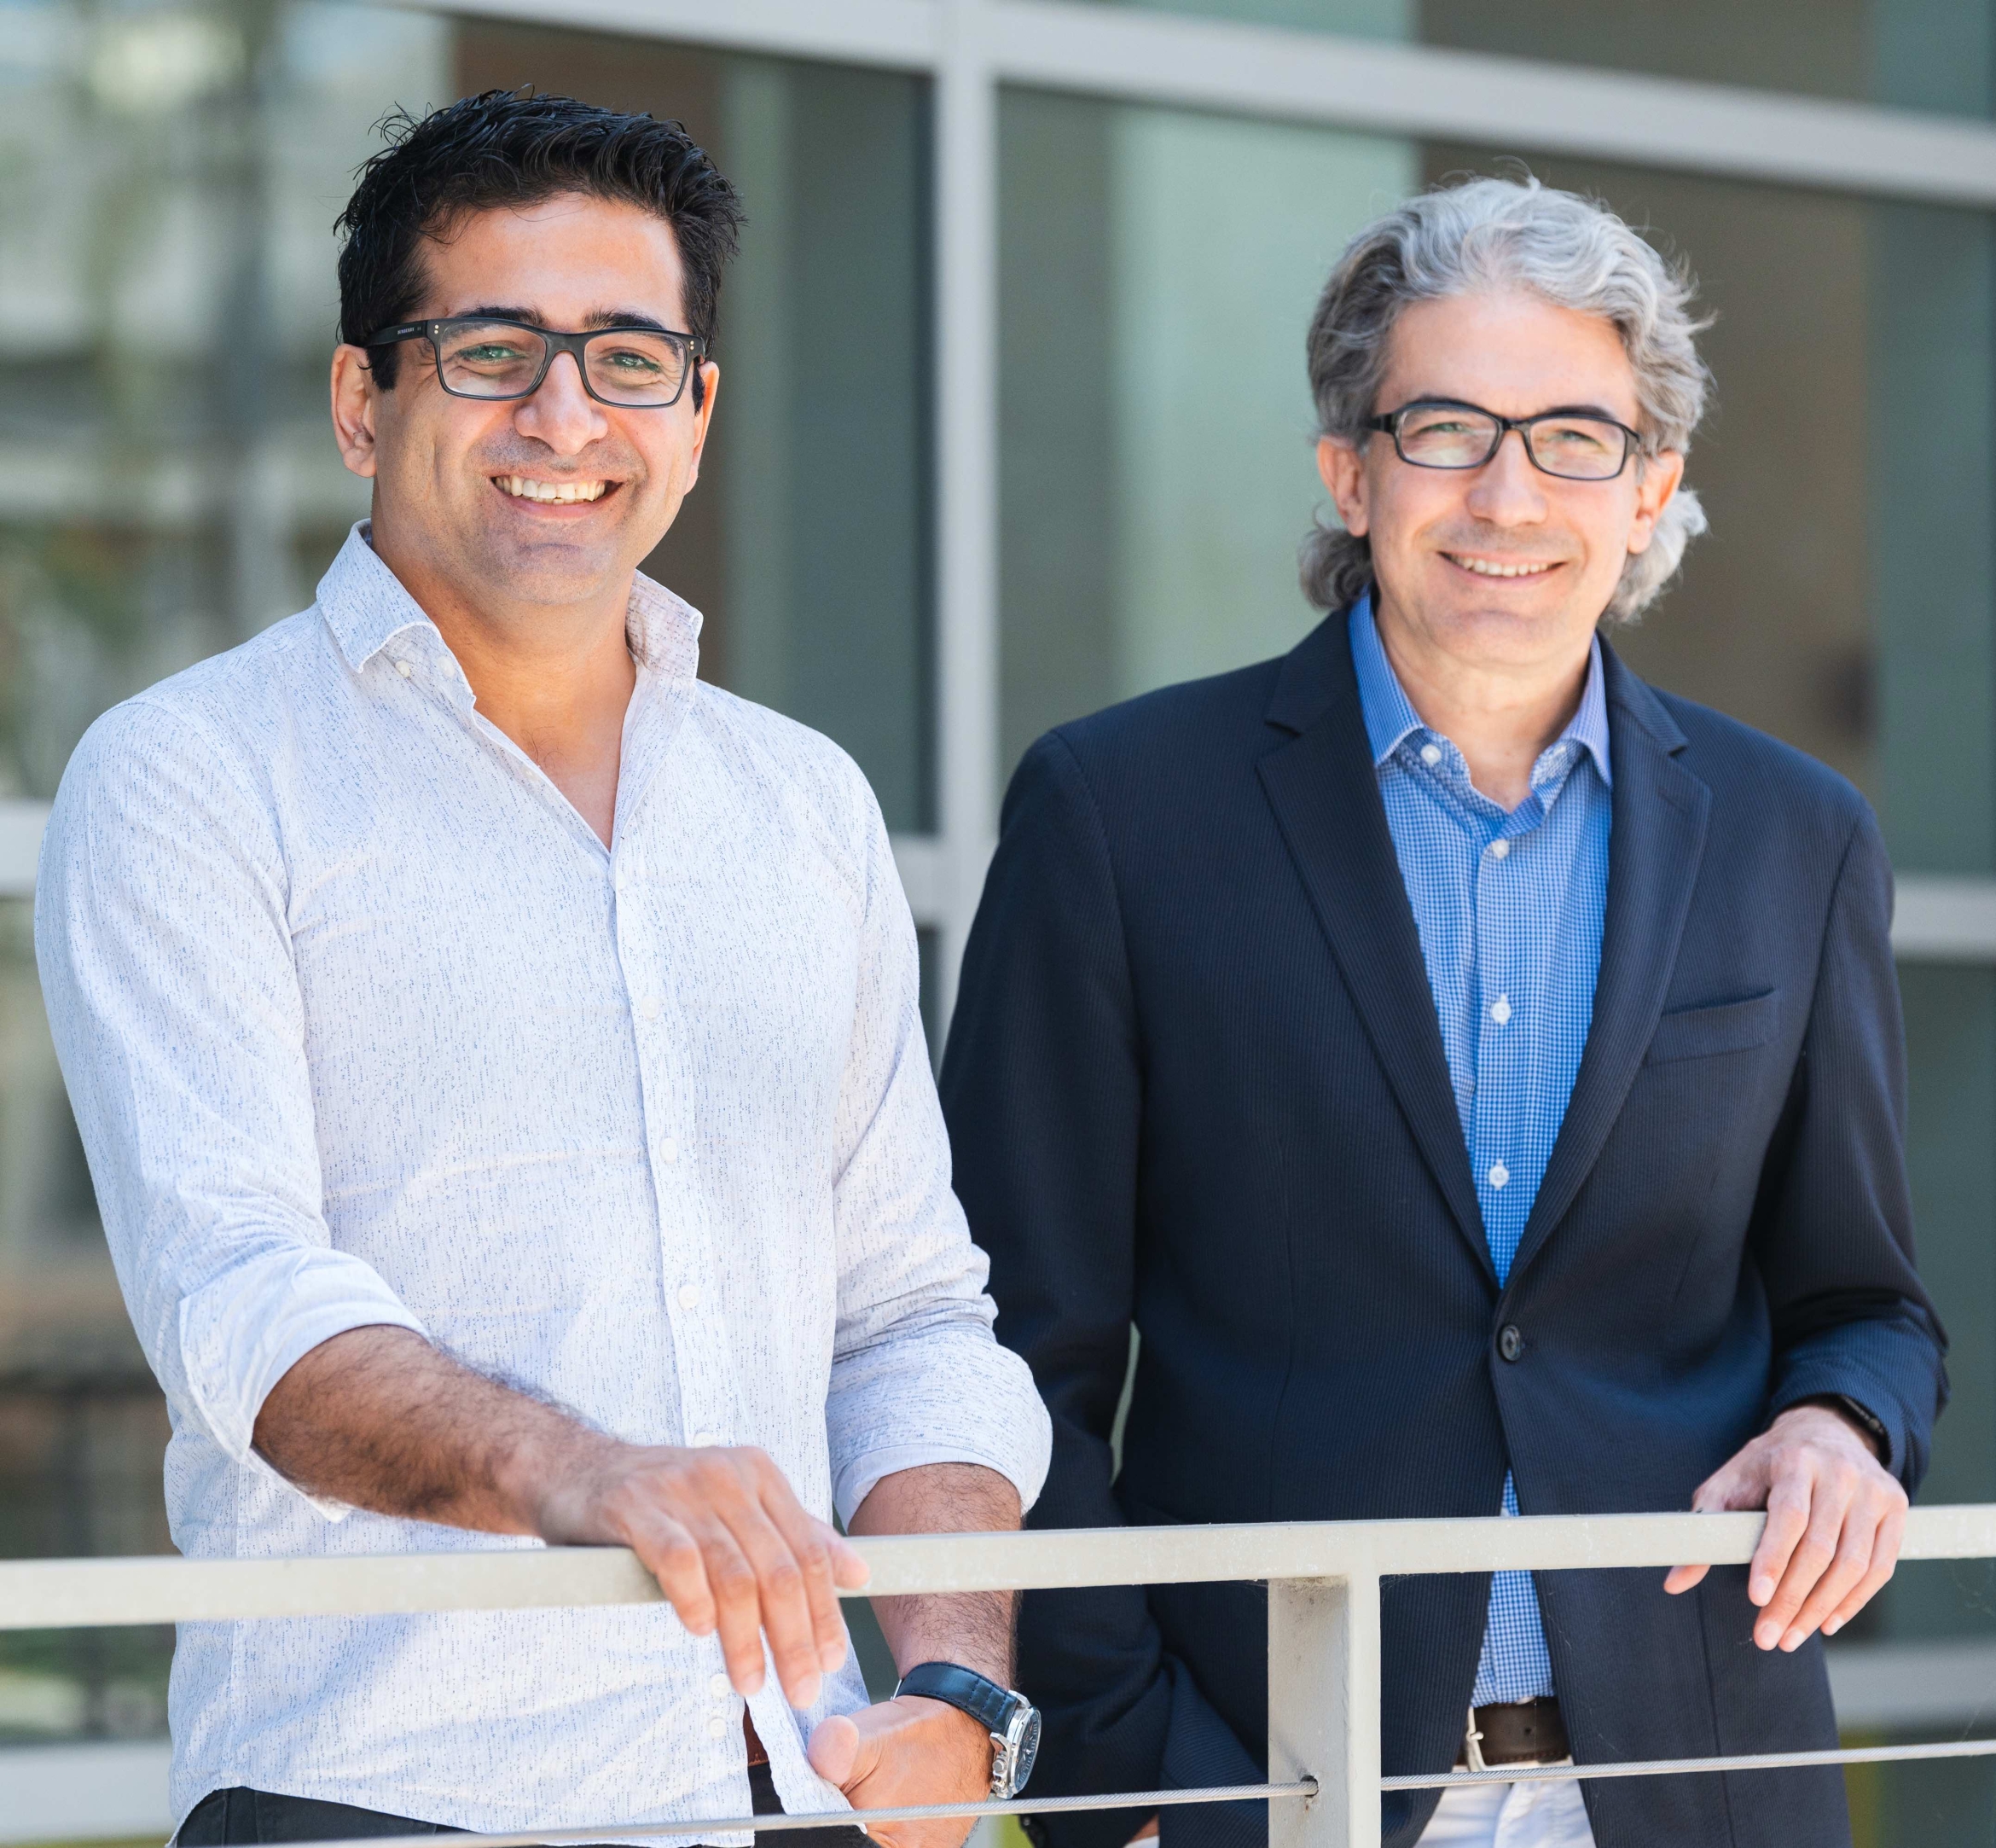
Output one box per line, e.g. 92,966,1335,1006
638,996,662,1022
693,1430,720,1447
1499,1324,1523,1363
394,660,412,679
1488,839,1510,860
1419,743,1442,767
707,1715,728,1739
1488,1160,1510,1190
1490,995,1512,1026
711,1672,732,1700
660,1136,679,1165
678,1282,701,1310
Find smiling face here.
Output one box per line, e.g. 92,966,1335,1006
330,192,717,634
1317,288,1682,683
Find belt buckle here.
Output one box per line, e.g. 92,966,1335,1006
1461,1706,1488,1775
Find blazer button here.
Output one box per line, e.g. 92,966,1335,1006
1498,1325,1523,1363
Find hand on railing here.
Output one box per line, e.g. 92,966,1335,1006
809,1692,996,1848
1662,1401,1908,1648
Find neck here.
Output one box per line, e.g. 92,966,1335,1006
368,520,638,849
1372,590,1593,812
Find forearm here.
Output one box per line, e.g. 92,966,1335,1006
252,1324,616,1537
848,1462,1020,1683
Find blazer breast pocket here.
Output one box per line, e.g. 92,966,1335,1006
1644,989,1782,1065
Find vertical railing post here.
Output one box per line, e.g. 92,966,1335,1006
1269,1572,1382,1848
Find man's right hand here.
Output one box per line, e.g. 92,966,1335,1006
253,1328,869,1711
537,1440,872,1708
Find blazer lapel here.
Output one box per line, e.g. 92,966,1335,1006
1256,619,1494,1281
1508,648,1711,1284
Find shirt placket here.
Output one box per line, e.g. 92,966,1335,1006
606,837,757,1774
1470,800,1541,1284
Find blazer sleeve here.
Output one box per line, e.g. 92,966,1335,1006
942,732,1262,1848
1753,804,1948,1490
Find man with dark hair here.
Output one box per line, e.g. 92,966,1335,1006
38,91,1048,1848
943,176,1943,1848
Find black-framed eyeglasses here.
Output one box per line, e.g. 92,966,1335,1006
1365,398,1645,482
365,317,705,409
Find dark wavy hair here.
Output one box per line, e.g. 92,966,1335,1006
336,90,744,400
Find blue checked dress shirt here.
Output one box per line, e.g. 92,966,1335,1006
1349,595,1612,1707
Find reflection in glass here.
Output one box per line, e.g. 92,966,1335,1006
999,88,1414,770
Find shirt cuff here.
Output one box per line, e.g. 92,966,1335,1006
176,1243,429,1510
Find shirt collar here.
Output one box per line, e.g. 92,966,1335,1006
315,520,704,683
1347,589,1613,789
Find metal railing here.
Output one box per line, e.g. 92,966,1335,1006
8,1507,1996,1847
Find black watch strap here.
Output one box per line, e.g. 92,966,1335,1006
894,1661,1017,1734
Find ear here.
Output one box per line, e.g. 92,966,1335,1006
681,360,721,491
330,344,381,479
1625,448,1686,555
1315,435,1371,538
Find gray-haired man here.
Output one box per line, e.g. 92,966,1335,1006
942,177,1945,1848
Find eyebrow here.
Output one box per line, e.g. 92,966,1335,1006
455,305,677,334
1406,393,1632,423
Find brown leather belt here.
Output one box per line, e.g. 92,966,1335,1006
1455,1697,1570,1769
745,1712,770,1766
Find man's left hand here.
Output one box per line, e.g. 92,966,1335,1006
808,1694,992,1848
1662,1403,1907,1648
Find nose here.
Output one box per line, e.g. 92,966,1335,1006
514,349,606,455
1463,426,1549,526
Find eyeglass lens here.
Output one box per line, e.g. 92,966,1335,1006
432,320,691,407
1395,404,1628,480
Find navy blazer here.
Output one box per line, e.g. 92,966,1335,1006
940,613,1947,1848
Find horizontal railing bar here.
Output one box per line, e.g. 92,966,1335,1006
1384,1737,1996,1791
249,1779,1320,1848
6,1507,1996,1630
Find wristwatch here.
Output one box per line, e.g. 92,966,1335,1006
895,1660,1042,1799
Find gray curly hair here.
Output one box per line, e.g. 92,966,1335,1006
1301,175,1713,623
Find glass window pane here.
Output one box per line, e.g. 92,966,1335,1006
999,89,1415,770
1088,0,1996,116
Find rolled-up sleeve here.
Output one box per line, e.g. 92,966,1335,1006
823,782,1051,1526
35,698,426,1495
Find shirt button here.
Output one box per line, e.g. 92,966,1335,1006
638,996,662,1021
693,1430,720,1447
707,1715,728,1739
394,660,412,679
1488,1160,1510,1189
678,1282,701,1310
660,1137,679,1165
711,1673,731,1699
1488,839,1510,860
1419,743,1442,766
1490,995,1512,1026
1499,1324,1524,1363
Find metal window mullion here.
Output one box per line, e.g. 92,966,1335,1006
931,0,1001,1020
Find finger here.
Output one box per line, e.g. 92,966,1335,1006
628,1516,718,1639
807,1712,862,1787
756,1469,853,1675
1662,1563,1710,1595
1747,1476,1813,1613
686,1513,773,1696
712,1481,828,1707
1825,1497,1907,1636
1778,1494,1879,1648
1755,1473,1850,1648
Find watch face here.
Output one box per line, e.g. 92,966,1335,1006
1010,1706,1042,1794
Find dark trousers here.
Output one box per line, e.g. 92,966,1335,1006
177,1763,872,1848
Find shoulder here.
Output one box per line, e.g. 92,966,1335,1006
686,680,888,890
1009,654,1291,825
1645,682,1872,831
57,612,334,805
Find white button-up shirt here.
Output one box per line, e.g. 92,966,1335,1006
35,526,1051,1839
